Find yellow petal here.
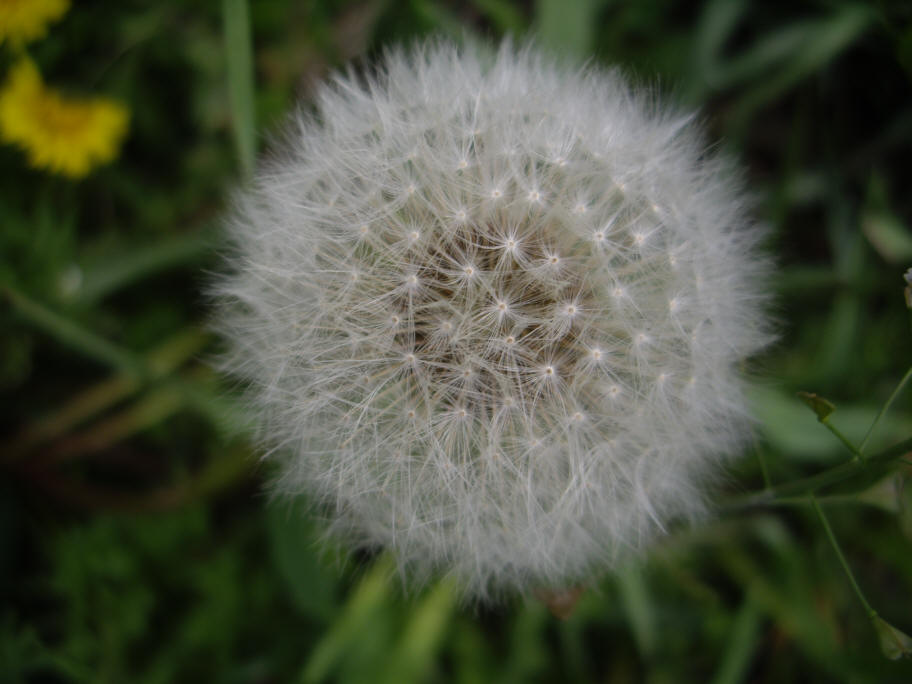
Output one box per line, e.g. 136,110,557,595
0,59,129,178
0,0,70,45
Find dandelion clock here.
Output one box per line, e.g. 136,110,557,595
212,40,772,602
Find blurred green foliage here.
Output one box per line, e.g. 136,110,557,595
2,0,912,681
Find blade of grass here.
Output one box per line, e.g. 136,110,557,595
3,327,210,460
31,365,236,465
693,0,748,93
617,563,656,659
19,442,253,512
75,230,214,305
710,590,762,684
724,436,912,511
378,580,458,684
720,548,845,676
42,384,185,464
3,284,143,377
728,4,872,135
300,556,393,684
8,375,140,456
222,0,256,176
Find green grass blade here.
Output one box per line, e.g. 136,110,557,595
710,592,762,684
729,4,872,132
378,580,457,684
75,230,213,305
3,284,142,377
300,556,393,683
222,0,256,176
617,563,656,659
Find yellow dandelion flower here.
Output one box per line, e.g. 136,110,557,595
0,0,70,45
0,59,129,178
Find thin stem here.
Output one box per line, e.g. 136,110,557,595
723,436,912,510
820,415,862,460
859,366,912,455
810,495,876,618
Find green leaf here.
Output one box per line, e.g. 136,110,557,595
266,501,338,621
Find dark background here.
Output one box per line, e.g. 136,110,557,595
2,0,912,681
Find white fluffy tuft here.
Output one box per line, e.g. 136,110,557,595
212,39,772,602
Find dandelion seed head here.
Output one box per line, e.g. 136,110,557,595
212,39,772,602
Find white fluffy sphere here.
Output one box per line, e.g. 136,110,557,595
213,40,771,601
